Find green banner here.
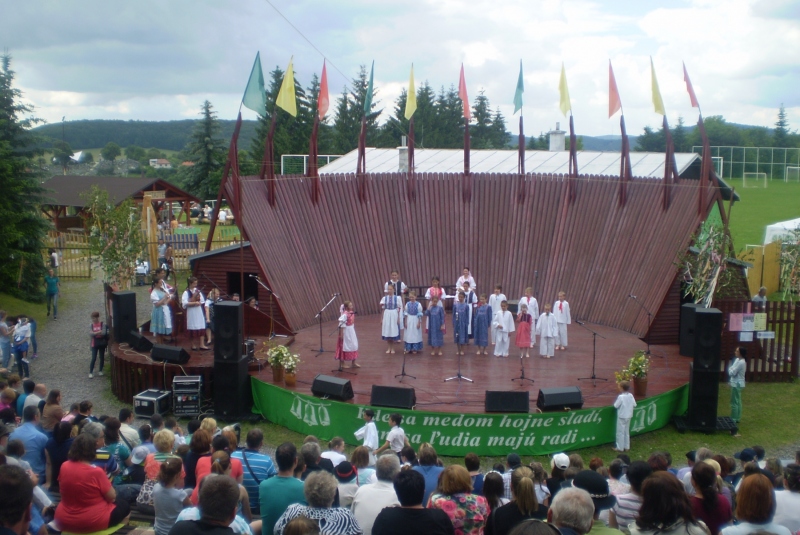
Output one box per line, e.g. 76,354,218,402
251,379,688,456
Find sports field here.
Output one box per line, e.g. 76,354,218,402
726,177,800,249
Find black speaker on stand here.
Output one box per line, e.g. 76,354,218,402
214,301,244,362
212,301,251,418
111,291,137,345
679,303,700,357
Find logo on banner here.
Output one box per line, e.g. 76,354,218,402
290,395,332,427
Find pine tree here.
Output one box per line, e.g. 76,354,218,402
431,85,464,149
471,91,494,149
774,104,790,148
180,100,226,199
490,108,510,149
672,117,689,153
0,55,49,301
331,65,382,154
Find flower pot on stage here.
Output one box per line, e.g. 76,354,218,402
272,365,284,383
284,372,297,387
633,376,648,398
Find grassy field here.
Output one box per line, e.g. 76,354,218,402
726,178,800,249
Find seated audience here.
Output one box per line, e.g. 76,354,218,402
171,475,241,535
335,461,359,508
774,464,800,533
484,470,510,510
0,465,35,535
260,442,306,535
153,457,191,535
40,389,64,433
372,470,454,535
183,428,212,489
570,469,621,535
351,446,375,486
321,437,347,468
231,428,276,515
722,473,791,535
689,462,732,535
273,471,361,535
352,454,401,534
629,471,707,535
609,461,652,534
487,466,548,535
428,464,489,534
412,443,444,506
547,453,569,499
9,406,47,482
548,487,595,535
466,452,485,495
43,421,73,491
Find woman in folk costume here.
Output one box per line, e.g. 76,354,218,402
461,281,478,340
380,284,403,354
424,294,446,355
403,291,424,354
493,300,515,357
150,268,172,345
536,303,559,359
515,304,533,358
518,287,539,347
182,277,209,351
473,294,492,355
336,301,359,370
452,292,471,356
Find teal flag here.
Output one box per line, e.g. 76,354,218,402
242,52,266,115
513,60,524,114
363,61,374,116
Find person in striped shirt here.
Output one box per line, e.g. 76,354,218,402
608,461,653,535
230,428,276,515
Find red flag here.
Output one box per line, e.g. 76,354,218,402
683,62,699,108
609,60,622,118
458,64,470,121
318,60,330,119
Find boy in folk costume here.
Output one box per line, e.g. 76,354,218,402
461,281,478,340
403,291,424,354
473,294,492,355
424,295,445,355
456,267,476,293
336,301,360,370
613,381,636,452
354,409,379,466
518,287,539,346
380,285,403,354
488,284,507,345
515,304,533,358
384,270,408,297
493,300,515,358
536,303,559,359
452,292,471,356
553,291,571,350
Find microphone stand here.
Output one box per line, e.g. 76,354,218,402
445,309,473,384
395,352,416,382
576,320,608,387
251,276,279,340
315,294,339,357
627,295,663,358
511,351,535,385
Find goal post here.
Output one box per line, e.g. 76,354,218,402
785,166,800,183
712,157,723,177
743,172,768,188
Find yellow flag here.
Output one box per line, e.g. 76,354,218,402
276,57,297,117
404,65,417,120
558,63,571,117
650,57,666,116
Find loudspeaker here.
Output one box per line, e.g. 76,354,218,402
371,385,416,409
693,307,722,371
311,374,354,401
680,303,700,357
688,363,719,430
214,301,243,362
485,391,529,413
151,344,191,364
214,358,252,418
111,291,137,345
129,330,154,352
537,386,584,411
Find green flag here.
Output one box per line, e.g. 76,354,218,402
363,61,374,116
513,60,524,115
242,52,266,116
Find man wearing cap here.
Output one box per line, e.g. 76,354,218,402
502,453,523,500
572,470,624,535
548,453,571,499
115,445,150,504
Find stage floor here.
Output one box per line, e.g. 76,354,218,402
251,315,691,413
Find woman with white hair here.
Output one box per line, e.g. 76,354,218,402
273,471,362,534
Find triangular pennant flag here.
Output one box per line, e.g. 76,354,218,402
404,64,417,120
318,60,330,119
276,57,297,117
363,61,374,116
609,60,622,118
683,62,700,109
650,57,666,116
513,60,524,114
242,52,266,116
558,63,571,117
458,64,470,121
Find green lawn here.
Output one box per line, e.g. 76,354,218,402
727,178,800,249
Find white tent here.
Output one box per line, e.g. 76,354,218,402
764,217,800,244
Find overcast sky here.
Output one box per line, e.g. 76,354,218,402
2,0,799,139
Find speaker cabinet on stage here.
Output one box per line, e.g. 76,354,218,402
688,362,719,431
485,391,529,413
214,357,251,419
537,387,584,412
151,344,190,364
214,301,243,362
693,307,722,371
371,385,416,409
111,291,137,345
129,330,154,352
680,303,700,357
311,375,354,401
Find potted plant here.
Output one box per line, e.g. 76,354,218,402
615,350,651,398
266,345,291,383
281,352,301,387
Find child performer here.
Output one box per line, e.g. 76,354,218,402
354,409,379,466
473,294,492,355
403,291,424,354
424,295,445,355
452,292,470,356
375,413,410,457
536,303,559,359
336,301,359,370
462,281,478,340
518,287,539,346
182,277,209,351
385,270,408,297
425,276,446,331
488,285,507,345
613,381,636,452
456,267,476,292
493,300,515,358
381,285,403,354
553,291,571,351
515,304,533,358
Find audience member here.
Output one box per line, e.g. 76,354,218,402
183,429,212,489
372,470,454,535
547,453,569,498
273,471,360,535
676,451,696,481
609,461,652,534
335,461,359,508
722,473,791,535
487,466,548,535
193,435,243,485
40,389,63,432
428,464,489,534
508,519,561,535
466,452,485,495
259,442,306,535
0,465,35,535
321,437,347,468
774,464,800,533
153,457,191,535
503,453,524,499
23,384,45,411
400,445,418,468
548,487,595,535
137,429,181,510
683,447,713,495
8,406,47,481
352,454,401,534
570,470,621,535
629,472,707,535
689,461,732,535
231,428,276,515
351,446,375,486
529,462,551,507
484,470,509,511
43,421,73,491
412,444,444,506
118,408,140,448
170,475,240,535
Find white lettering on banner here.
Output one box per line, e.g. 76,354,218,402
290,395,332,427
631,403,657,433
355,407,417,426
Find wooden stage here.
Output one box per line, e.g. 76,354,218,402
252,315,692,413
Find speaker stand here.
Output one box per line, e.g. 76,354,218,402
395,351,416,382
577,323,608,387
444,351,473,383
511,353,534,384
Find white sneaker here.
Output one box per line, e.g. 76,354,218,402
88,373,93,378
22,358,30,364
98,371,104,376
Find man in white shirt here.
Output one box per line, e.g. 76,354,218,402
118,408,141,448
23,384,46,411
352,454,401,535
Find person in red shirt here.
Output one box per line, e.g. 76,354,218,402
193,434,243,488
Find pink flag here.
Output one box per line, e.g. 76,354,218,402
458,64,470,121
683,62,699,108
609,60,622,118
318,60,330,119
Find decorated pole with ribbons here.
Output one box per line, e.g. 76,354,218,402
559,63,577,203
405,64,417,200
514,60,526,203
308,60,329,204
458,64,471,201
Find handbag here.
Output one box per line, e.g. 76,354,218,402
136,477,157,506
95,323,109,348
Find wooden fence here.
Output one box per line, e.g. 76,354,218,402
715,299,799,382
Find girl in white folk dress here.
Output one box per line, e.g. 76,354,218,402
182,277,209,351
380,285,403,354
336,301,360,370
403,291,424,354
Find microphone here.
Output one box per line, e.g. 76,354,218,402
628,294,636,299
332,293,341,297
575,320,585,325
249,274,258,279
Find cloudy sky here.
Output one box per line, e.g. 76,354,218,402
2,0,799,138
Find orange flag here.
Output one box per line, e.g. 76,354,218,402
458,64,470,121
609,60,622,118
318,60,329,119
683,62,699,109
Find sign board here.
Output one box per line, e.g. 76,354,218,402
756,331,776,340
729,313,767,332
